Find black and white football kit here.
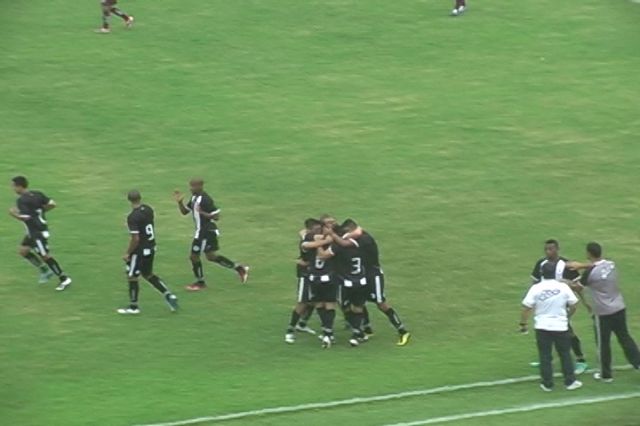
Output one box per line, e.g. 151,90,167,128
126,204,157,278
187,192,221,254
17,191,52,255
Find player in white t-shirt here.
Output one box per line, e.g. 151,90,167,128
520,261,583,392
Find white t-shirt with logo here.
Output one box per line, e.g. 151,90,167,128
522,279,579,332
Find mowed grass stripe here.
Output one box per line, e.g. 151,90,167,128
134,366,634,426
382,392,640,426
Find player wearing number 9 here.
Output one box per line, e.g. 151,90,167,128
118,190,178,315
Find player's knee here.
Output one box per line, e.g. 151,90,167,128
377,302,390,311
205,252,217,261
190,253,200,262
351,305,363,314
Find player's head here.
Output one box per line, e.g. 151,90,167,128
586,242,602,261
541,261,557,280
189,178,205,194
319,214,337,227
341,218,358,233
127,190,142,205
304,218,322,234
11,176,28,194
544,239,559,259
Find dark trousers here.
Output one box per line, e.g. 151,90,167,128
536,329,576,387
594,309,640,379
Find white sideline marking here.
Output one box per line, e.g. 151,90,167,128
134,366,634,426
383,392,640,426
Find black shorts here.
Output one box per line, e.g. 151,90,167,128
191,230,220,254
367,272,386,303
101,0,117,6
21,233,50,256
126,250,154,278
310,276,338,303
296,276,313,303
341,283,369,308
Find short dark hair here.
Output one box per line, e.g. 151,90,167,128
341,218,358,229
127,190,142,203
587,242,602,258
544,239,559,248
304,218,322,229
11,176,28,188
541,261,557,279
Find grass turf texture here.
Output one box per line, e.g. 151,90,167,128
2,0,640,425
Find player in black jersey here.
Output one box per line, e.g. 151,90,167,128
9,176,72,291
118,190,178,315
326,219,410,346
174,178,249,291
528,239,588,373
284,219,328,344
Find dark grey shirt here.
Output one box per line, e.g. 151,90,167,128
581,259,625,316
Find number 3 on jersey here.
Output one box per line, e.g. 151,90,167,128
145,224,155,241
351,257,362,275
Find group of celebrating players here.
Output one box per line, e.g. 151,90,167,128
285,215,411,348
9,176,249,314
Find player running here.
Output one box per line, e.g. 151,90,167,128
118,191,178,315
326,219,411,346
529,239,589,374
284,218,322,344
174,178,249,291
9,176,72,291
96,0,134,34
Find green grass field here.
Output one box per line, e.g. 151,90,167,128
2,0,640,425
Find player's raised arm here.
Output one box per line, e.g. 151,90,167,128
173,191,190,215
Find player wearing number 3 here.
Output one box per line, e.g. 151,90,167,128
118,190,178,315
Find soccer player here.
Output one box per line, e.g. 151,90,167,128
174,178,249,291
568,242,640,382
9,176,72,291
326,220,411,346
451,0,466,16
96,0,134,34
319,221,371,347
530,239,588,374
284,218,323,344
520,261,583,392
118,190,178,315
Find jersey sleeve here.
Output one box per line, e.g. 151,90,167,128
127,213,140,234
35,191,51,206
522,285,537,308
530,259,543,282
580,267,594,286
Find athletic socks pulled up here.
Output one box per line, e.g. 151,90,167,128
287,310,301,333
212,255,236,269
128,280,140,307
384,307,407,334
24,252,48,273
146,275,170,295
45,257,69,281
191,259,205,284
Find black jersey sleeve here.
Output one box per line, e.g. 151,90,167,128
202,196,220,214
580,267,594,286
34,191,51,206
127,213,141,234
531,259,544,282
562,266,580,282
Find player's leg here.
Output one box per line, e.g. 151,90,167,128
296,304,315,331
594,315,614,381
372,274,410,345
98,0,113,33
108,0,134,27
610,309,640,370
568,324,588,374
285,277,310,343
294,278,316,335
141,253,178,312
118,254,141,314
346,287,367,346
203,233,250,283
535,330,554,390
451,0,466,16
187,239,206,291
18,238,52,283
35,237,72,291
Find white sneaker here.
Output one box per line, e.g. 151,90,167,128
117,307,140,315
95,28,111,34
540,384,553,392
566,380,583,391
125,16,134,28
593,372,613,383
321,335,332,349
285,333,295,344
295,324,317,335
38,270,54,284
458,5,466,14
55,277,72,291
451,8,459,16
349,338,360,347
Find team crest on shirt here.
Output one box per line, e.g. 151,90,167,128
193,245,201,252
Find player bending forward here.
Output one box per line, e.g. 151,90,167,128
96,0,134,33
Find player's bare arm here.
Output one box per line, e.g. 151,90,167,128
325,227,356,248
301,236,333,251
173,191,190,215
43,200,56,212
566,261,592,270
124,233,140,261
8,207,29,221
317,246,334,261
194,203,221,220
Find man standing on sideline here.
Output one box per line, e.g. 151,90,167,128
569,242,640,382
530,239,589,374
520,261,583,392
118,190,178,315
174,178,249,291
9,176,72,291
